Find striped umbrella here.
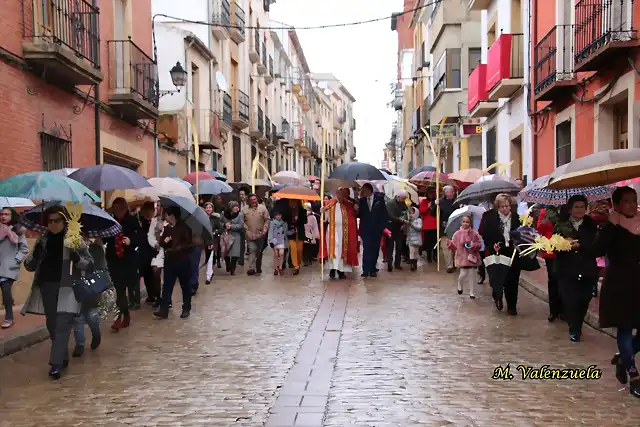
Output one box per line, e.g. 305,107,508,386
521,175,611,206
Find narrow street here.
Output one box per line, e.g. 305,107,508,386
0,257,637,426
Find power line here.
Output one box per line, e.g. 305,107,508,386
153,0,441,31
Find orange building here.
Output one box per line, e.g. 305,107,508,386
531,0,638,177
0,0,158,179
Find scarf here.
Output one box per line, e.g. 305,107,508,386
569,216,583,231
498,211,511,247
609,209,640,235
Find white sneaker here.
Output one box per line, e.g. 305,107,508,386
1,319,14,329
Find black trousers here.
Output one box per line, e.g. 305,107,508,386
545,258,563,317
421,230,437,261
303,242,317,265
224,256,238,274
362,232,382,274
109,263,138,316
385,228,404,268
141,263,160,301
493,265,521,311
478,251,486,280
560,277,594,336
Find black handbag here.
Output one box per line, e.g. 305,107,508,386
72,270,113,303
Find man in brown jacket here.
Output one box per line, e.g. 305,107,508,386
243,194,270,275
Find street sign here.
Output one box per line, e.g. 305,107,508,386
462,124,483,135
430,124,457,138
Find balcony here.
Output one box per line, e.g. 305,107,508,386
22,0,103,87
265,56,274,84
232,88,249,129
106,39,159,123
468,0,491,11
249,29,260,63
534,25,577,101
393,89,403,110
259,42,268,75
300,136,312,157
279,119,293,146
250,106,263,138
487,33,525,101
333,116,342,130
259,113,270,145
293,122,305,146
351,118,356,130
229,1,245,44
351,145,357,161
221,92,233,130
468,64,498,118
292,68,302,94
269,123,278,150
211,0,230,41
574,0,637,72
197,109,222,150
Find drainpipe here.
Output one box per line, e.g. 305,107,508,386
185,39,195,174
93,0,101,167
531,0,538,178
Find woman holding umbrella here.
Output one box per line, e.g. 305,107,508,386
478,194,522,315
21,205,95,379
221,201,245,275
0,207,28,329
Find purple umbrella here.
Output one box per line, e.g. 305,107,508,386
68,164,152,192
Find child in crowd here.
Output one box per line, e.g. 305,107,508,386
448,215,482,299
406,207,423,271
268,210,287,275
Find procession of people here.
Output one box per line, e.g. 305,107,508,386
0,154,639,401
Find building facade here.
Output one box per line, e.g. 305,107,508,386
532,0,638,177
152,0,356,183
1,0,158,179
468,0,533,181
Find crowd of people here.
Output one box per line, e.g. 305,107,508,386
0,179,639,399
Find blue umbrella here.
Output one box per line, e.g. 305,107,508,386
0,197,35,208
521,175,611,206
207,170,228,181
158,195,213,239
0,172,100,203
191,179,233,195
69,164,152,191
170,177,192,188
20,202,122,238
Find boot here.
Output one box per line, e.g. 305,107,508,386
111,314,123,331
256,257,263,274
120,314,130,328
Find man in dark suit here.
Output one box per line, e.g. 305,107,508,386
358,183,388,277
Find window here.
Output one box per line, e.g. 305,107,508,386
167,162,176,177
468,48,481,75
434,49,461,100
486,127,497,167
233,136,242,182
40,132,72,171
555,121,572,166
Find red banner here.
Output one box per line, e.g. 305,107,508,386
487,33,513,91
467,64,488,112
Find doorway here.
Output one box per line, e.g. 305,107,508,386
614,102,629,150
510,135,522,179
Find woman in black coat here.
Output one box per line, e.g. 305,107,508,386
593,186,640,398
553,195,598,342
478,193,521,315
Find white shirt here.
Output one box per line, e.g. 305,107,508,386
367,196,373,211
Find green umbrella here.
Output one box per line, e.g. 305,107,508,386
0,172,101,203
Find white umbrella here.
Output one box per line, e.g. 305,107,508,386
382,180,419,203
0,197,36,208
50,168,79,177
445,205,486,238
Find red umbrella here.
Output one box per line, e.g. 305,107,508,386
307,175,319,181
409,171,454,186
183,171,215,185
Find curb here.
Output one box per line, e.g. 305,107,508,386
518,275,615,339
0,287,148,359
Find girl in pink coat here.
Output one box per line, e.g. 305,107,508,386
447,215,482,299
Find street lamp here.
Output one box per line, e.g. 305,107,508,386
159,61,188,98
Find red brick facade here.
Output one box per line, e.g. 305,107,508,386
394,0,415,86
0,0,156,180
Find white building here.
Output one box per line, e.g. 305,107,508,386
468,0,533,181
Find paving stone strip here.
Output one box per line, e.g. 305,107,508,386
266,282,348,427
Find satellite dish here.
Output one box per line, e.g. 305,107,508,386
215,71,228,92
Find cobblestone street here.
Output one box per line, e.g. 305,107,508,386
0,258,638,426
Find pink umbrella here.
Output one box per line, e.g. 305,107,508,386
183,171,215,185
615,177,640,186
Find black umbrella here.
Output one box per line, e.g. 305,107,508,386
407,166,437,178
454,179,520,205
329,162,386,181
158,195,213,240
69,164,152,192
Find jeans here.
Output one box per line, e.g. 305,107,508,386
73,307,101,347
247,237,265,272
50,313,75,367
1,279,14,320
161,260,192,312
617,328,640,372
361,232,382,274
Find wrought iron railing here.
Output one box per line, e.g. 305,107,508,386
212,0,231,31
265,116,271,139
107,38,158,106
223,92,233,125
257,106,264,133
268,56,273,77
272,123,277,144
534,25,574,95
26,0,100,68
233,88,249,122
232,1,245,36
574,0,635,65
40,131,72,171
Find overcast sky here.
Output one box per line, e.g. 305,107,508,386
270,0,400,166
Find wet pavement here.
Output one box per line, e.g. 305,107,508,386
0,256,638,426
